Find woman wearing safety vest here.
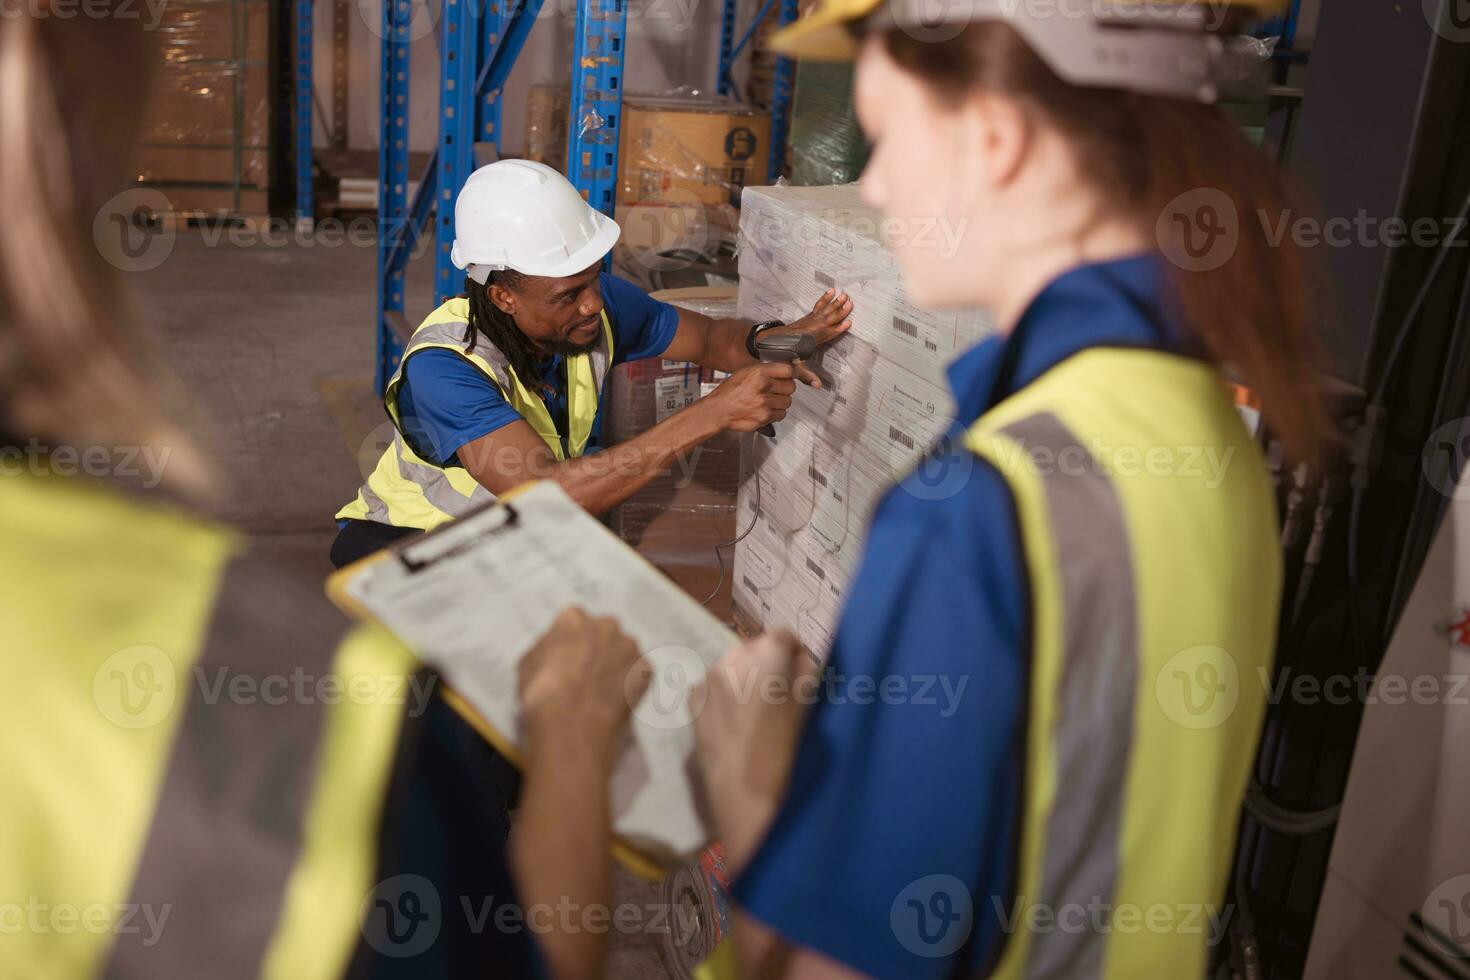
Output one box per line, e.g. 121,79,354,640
0,10,648,980
516,0,1332,978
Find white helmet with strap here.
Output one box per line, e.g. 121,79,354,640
770,0,1287,104
449,159,622,282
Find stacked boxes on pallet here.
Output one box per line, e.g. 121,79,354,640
731,183,996,653
607,288,742,618
138,0,271,218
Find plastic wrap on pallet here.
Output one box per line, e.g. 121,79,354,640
731,184,997,656
137,0,271,215
523,87,766,284
607,289,741,588
789,62,868,187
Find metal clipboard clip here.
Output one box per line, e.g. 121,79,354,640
396,501,521,573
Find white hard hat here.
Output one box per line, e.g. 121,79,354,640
449,159,621,282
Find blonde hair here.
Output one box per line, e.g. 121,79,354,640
0,12,213,495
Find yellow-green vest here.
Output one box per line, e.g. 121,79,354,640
337,297,615,531
694,347,1279,980
1,471,418,979
968,347,1279,979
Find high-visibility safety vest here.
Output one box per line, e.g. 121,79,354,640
693,348,1280,980
2,471,418,979
965,347,1280,978
337,297,615,531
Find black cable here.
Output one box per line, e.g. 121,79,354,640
701,434,762,609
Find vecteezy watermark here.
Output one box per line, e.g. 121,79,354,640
1260,666,1470,709
361,875,442,958
93,645,178,730
1422,875,1470,959
741,210,971,264
93,188,177,273
1157,188,1241,273
0,0,170,29
92,649,438,729
1423,418,1470,500
1159,188,1470,271
992,437,1237,489
0,898,171,947
359,0,700,42
891,875,974,958
358,878,716,958
0,439,174,489
1155,645,1241,730
990,896,1231,945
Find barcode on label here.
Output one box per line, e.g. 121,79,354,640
889,426,915,450
808,466,828,487
741,575,760,594
804,557,826,580
814,270,835,287
893,318,918,338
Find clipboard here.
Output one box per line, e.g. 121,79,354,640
327,480,739,879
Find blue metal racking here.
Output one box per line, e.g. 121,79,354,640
294,0,315,231
362,0,795,393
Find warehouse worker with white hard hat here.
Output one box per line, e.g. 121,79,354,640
331,160,852,566
508,0,1337,979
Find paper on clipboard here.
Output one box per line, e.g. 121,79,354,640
327,481,739,870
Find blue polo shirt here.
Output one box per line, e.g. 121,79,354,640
396,273,680,466
732,254,1191,977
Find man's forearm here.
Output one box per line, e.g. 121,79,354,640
545,399,724,515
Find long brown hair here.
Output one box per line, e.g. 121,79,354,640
0,11,212,495
877,24,1334,465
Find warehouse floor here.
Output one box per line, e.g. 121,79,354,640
135,228,678,980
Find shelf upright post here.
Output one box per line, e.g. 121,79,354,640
435,0,484,306
479,0,507,154
717,0,737,96
376,0,414,394
566,0,628,224
294,0,315,232
766,0,798,182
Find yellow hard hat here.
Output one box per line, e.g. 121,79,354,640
770,0,1289,103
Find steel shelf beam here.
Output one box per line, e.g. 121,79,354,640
375,0,414,393
767,0,798,181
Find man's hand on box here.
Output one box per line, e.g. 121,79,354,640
787,287,854,348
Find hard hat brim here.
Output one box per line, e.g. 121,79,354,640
515,208,622,279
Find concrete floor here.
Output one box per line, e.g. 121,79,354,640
135,227,679,979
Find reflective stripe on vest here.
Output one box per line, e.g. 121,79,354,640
337,297,614,531
1,469,416,980
104,549,420,979
963,348,1280,979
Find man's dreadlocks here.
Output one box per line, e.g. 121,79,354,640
462,271,551,395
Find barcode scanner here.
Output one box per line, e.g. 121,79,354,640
754,332,817,438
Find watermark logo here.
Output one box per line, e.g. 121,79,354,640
359,0,439,42
1423,874,1470,959
1423,418,1470,500
93,188,175,273
627,645,709,731
891,874,973,958
1157,188,1239,272
893,433,977,502
358,421,401,482
620,190,710,273
93,645,176,730
1156,645,1239,729
361,874,441,958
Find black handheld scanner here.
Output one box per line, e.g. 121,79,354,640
753,333,816,438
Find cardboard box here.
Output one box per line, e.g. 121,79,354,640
138,0,272,214
607,287,741,612
731,184,998,656
618,98,770,208
523,87,770,208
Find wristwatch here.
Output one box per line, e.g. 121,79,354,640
745,319,786,359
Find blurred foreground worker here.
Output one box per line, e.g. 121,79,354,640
675,0,1329,977
331,160,853,566
0,11,630,979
